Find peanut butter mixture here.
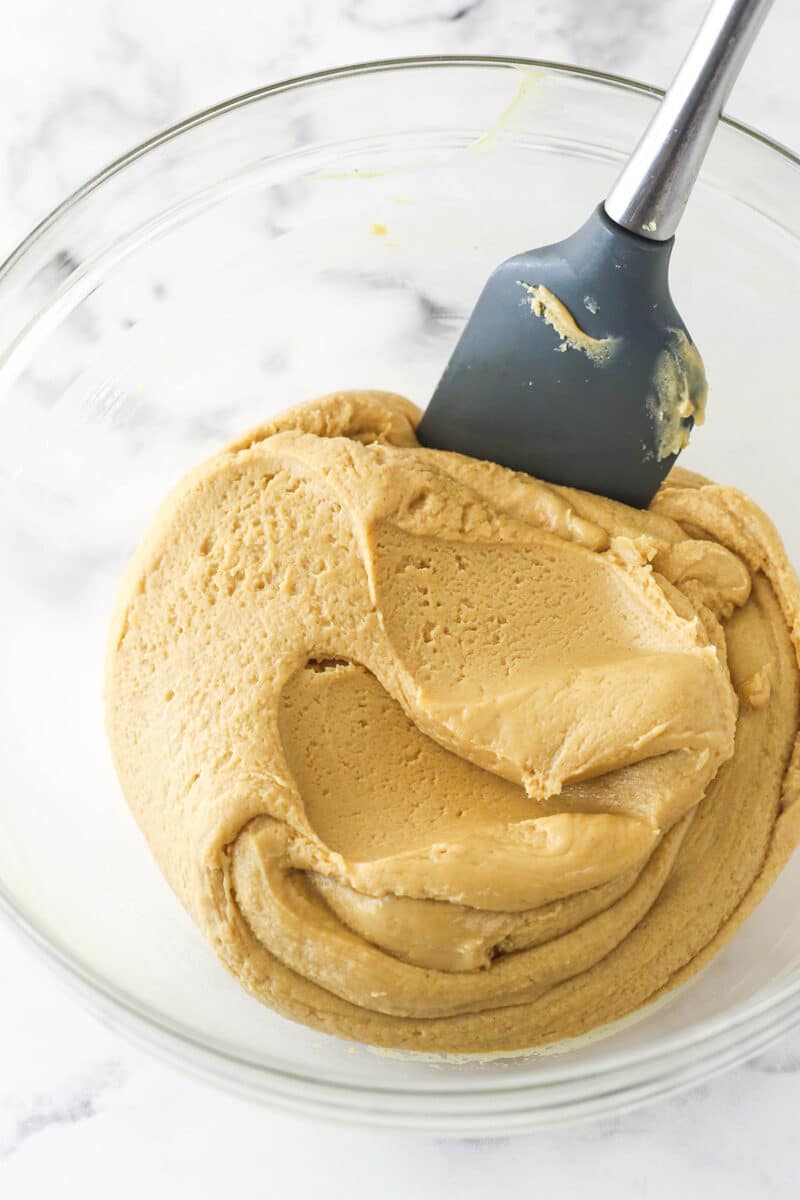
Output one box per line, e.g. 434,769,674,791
106,391,800,1053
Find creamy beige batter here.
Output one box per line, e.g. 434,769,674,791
517,282,619,363
648,328,708,460
105,390,800,1053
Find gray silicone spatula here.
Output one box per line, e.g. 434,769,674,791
417,0,773,508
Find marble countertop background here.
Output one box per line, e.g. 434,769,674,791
1,1,799,1196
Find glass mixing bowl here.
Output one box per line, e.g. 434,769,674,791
1,57,800,1136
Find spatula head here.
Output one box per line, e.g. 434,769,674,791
417,207,706,509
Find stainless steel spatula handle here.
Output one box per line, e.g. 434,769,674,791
605,0,773,242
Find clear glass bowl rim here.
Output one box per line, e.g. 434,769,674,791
1,54,799,1108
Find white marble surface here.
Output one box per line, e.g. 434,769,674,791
1,0,800,1195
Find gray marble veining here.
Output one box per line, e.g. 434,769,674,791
1,1061,126,1163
